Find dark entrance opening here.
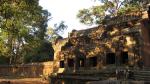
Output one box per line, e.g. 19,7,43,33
121,52,128,64
60,60,64,68
79,58,85,67
68,59,74,67
106,53,115,64
89,56,97,67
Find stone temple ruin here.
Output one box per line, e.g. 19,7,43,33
51,10,150,83
0,8,149,84
0,5,150,84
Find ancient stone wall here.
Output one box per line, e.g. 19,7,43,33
0,62,53,78
51,11,150,75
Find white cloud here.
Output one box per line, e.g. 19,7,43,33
39,0,100,37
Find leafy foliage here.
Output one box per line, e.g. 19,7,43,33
23,40,54,63
77,0,144,25
46,21,67,42
0,0,53,64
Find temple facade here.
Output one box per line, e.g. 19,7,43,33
53,13,142,72
51,11,150,83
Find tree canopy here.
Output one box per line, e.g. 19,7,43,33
46,21,68,42
77,0,148,25
0,0,53,64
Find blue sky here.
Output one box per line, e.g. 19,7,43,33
39,0,100,37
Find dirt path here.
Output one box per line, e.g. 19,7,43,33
0,78,49,84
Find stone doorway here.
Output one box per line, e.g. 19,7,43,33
68,59,74,67
106,53,115,64
89,56,97,67
121,52,128,64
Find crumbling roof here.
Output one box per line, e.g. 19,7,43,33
69,25,105,38
69,12,142,38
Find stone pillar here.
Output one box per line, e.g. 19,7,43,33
141,27,150,67
83,56,87,69
74,56,79,72
141,15,150,67
85,57,89,68
103,52,107,66
97,54,103,69
116,51,121,66
64,57,68,70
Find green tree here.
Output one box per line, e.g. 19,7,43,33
23,40,54,63
0,0,52,64
46,21,68,42
77,0,144,25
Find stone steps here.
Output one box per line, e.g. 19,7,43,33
133,68,150,81
134,76,150,81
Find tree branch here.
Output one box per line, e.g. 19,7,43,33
117,0,125,10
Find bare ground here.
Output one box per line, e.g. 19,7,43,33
0,78,49,84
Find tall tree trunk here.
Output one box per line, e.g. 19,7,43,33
8,34,14,64
14,38,21,64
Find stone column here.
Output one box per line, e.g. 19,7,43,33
141,19,150,67
83,56,87,69
64,57,68,70
141,16,150,67
74,56,79,72
97,54,103,69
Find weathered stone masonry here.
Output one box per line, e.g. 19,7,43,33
52,12,147,75
50,11,150,83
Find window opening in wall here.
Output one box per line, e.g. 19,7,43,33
106,53,115,64
121,52,128,64
89,56,97,67
68,59,74,67
60,60,64,68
